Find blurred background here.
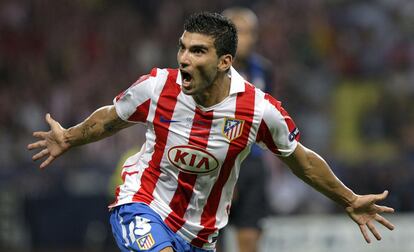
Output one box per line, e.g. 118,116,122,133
0,0,413,251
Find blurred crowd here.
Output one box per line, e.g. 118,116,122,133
1,0,413,250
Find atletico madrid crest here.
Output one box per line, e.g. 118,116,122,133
222,118,244,141
137,233,155,250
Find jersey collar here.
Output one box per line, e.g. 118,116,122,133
228,66,246,95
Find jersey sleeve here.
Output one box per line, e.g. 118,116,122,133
256,93,300,157
113,68,157,123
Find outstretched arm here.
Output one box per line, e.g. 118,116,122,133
27,105,133,169
280,143,395,243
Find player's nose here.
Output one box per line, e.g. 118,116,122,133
178,50,191,68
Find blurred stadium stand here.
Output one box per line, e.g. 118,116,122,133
1,0,413,251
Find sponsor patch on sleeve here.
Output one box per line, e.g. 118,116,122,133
288,127,300,142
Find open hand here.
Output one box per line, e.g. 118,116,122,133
27,113,71,169
346,190,395,243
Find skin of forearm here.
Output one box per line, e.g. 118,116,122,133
64,105,129,147
285,145,357,208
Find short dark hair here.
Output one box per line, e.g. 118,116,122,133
184,12,238,58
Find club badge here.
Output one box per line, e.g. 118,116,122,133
222,118,244,141
137,233,155,250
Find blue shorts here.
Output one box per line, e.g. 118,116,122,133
110,203,213,252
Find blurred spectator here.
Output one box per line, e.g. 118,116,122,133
222,7,272,252
1,0,413,250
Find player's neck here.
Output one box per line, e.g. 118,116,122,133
193,73,230,108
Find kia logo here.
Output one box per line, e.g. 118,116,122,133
167,145,219,174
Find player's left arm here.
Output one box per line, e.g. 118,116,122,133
280,143,395,243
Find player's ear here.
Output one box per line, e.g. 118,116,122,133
218,54,232,72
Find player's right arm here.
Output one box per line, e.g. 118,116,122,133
27,105,133,169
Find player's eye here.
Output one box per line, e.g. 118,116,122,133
191,48,205,54
177,41,185,51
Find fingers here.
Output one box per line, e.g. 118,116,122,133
27,140,47,150
32,148,49,161
359,224,371,243
375,214,395,230
31,147,55,169
29,117,52,149
359,215,395,244
47,113,67,136
45,113,56,129
45,113,53,124
367,221,381,241
32,131,48,139
40,155,55,169
379,190,388,200
372,190,389,203
376,205,395,214
364,190,391,207
360,222,381,243
31,114,56,138
46,113,60,130
28,113,59,170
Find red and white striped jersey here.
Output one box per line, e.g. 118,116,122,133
110,67,299,250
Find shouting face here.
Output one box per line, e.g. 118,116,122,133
177,31,222,96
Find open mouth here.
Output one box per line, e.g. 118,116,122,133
180,70,193,88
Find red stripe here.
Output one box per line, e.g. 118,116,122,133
109,186,121,207
164,107,214,232
122,162,138,169
192,83,256,247
121,171,139,181
132,69,180,204
149,68,158,77
127,99,151,122
256,119,281,154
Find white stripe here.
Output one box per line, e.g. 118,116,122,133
119,214,132,249
235,123,241,138
228,127,233,140
128,220,136,246
146,68,169,123
233,123,239,139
